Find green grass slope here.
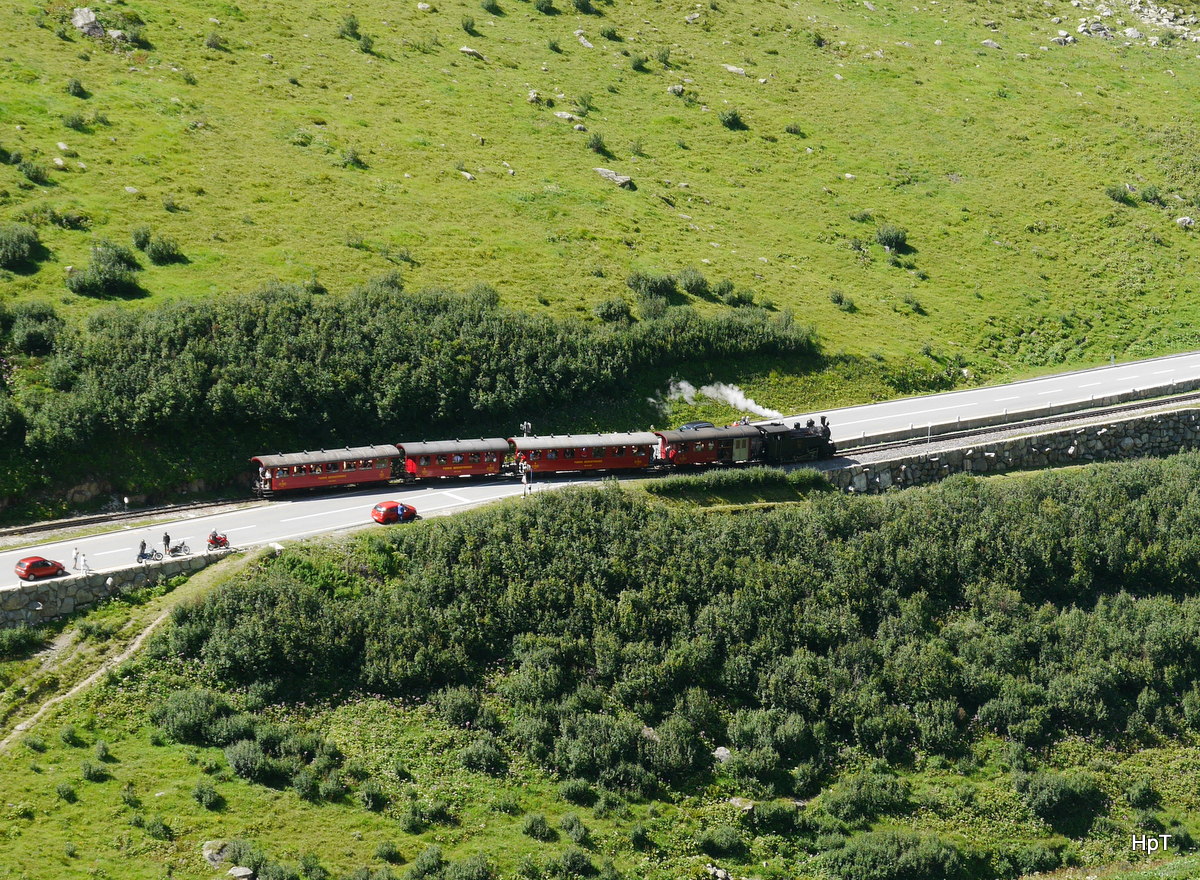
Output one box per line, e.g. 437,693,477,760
3,0,1200,373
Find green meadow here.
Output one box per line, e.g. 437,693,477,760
2,0,1200,377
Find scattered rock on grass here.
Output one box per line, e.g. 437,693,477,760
595,167,634,189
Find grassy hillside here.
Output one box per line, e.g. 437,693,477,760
8,456,1200,878
2,0,1200,373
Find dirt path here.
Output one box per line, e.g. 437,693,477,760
0,605,174,754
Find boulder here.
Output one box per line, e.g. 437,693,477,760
417,2,433,9
728,796,754,811
705,866,733,880
722,64,746,75
554,111,579,121
459,46,486,60
981,38,1001,48
578,34,593,48
712,746,732,763
667,83,684,95
107,29,127,41
228,868,254,880
72,7,104,37
1177,216,1195,228
460,170,476,180
202,841,228,868
594,167,634,189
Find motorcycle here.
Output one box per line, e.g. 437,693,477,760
136,548,163,564
206,533,230,551
168,541,191,557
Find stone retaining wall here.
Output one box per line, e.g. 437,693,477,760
1,550,236,628
824,408,1200,493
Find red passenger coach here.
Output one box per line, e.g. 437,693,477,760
654,425,763,466
397,438,511,479
511,432,659,474
251,445,400,496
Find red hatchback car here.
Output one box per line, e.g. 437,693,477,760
371,501,417,524
15,556,67,581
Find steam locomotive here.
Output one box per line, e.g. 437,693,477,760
251,418,835,497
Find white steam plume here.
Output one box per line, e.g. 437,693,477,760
663,379,782,419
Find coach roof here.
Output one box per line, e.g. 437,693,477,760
252,445,401,467
511,432,660,450
397,438,512,456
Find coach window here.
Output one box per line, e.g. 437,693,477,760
419,456,430,466
437,455,448,465
563,448,575,459
484,452,497,463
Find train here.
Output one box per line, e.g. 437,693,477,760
250,418,836,497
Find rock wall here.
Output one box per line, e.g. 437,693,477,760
824,408,1200,494
0,550,235,629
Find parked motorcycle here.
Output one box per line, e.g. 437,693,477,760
168,542,191,557
206,532,230,551
136,549,163,563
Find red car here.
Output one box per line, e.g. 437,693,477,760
15,556,67,581
371,501,418,524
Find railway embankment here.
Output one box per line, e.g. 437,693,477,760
0,549,236,628
825,406,1200,492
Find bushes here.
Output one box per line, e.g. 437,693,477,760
1016,770,1105,834
408,846,445,879
697,825,745,857
718,108,747,130
66,240,141,297
66,78,87,98
226,739,269,782
675,266,709,298
625,270,675,299
152,689,233,744
0,223,40,269
822,773,911,825
586,132,607,155
145,236,184,265
460,735,507,775
630,53,649,72
875,224,908,251
360,780,387,811
193,778,221,809
559,778,596,806
591,298,631,323
534,0,555,12
823,831,965,880
523,813,557,842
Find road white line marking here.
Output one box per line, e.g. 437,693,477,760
443,492,472,503
94,549,128,557
996,396,1019,401
222,525,257,533
1037,389,1061,395
280,504,367,523
1078,382,1102,388
1154,369,1175,375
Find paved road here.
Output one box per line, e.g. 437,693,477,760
6,350,1200,593
785,351,1200,443
0,476,588,592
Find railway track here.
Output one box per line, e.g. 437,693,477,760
837,389,1200,457
5,389,1200,540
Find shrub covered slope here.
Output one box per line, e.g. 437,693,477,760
8,456,1200,877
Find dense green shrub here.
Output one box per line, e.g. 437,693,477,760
17,160,49,184
556,849,594,877
193,778,220,809
697,825,745,857
591,297,631,324
461,734,507,775
875,224,908,250
152,689,233,744
145,815,173,840
0,625,46,659
559,778,596,806
1016,771,1105,835
1126,777,1160,810
559,814,591,846
66,77,86,97
823,831,965,880
407,846,445,879
718,108,747,130
0,223,40,269
360,780,387,811
823,773,911,825
226,739,268,782
523,813,557,842
66,240,141,297
145,235,184,264
446,854,495,880
534,0,554,12
675,266,709,298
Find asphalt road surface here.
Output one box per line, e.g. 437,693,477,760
785,351,1200,443
6,350,1200,592
0,476,588,592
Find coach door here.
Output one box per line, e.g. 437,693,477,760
733,436,750,462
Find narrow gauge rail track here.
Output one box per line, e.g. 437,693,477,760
6,390,1200,539
837,389,1200,458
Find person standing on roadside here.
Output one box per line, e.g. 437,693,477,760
72,547,81,570
163,533,171,555
139,539,147,562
